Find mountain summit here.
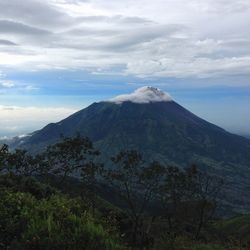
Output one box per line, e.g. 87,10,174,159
109,86,173,104
8,86,250,213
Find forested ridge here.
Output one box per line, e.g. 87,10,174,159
0,135,249,250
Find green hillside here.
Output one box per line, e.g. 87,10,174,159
10,101,250,213
215,215,250,242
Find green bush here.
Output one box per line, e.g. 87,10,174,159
0,189,122,250
0,174,55,199
192,245,225,250
154,236,225,250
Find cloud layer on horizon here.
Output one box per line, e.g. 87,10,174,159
0,105,76,137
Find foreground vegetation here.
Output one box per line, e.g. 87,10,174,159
0,135,249,249
0,184,121,250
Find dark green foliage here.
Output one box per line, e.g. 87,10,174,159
0,141,122,249
0,145,49,177
154,236,225,250
0,186,122,250
104,150,165,248
191,245,224,250
0,144,8,171
7,149,46,176
214,215,250,248
9,101,250,213
45,135,102,214
0,174,55,199
145,164,224,247
46,134,100,184
1,135,248,250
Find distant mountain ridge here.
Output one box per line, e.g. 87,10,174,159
5,87,250,213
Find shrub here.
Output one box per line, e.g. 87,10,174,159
0,188,122,250
0,174,55,199
192,245,225,250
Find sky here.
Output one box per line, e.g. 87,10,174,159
0,0,250,137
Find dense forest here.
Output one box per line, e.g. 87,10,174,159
0,135,249,250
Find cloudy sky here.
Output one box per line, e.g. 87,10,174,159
0,0,250,137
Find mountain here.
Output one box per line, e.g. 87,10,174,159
8,86,250,213
243,135,250,139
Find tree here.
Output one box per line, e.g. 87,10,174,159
158,166,189,238
80,160,103,214
0,144,9,173
104,150,164,249
158,164,223,240
0,145,51,180
6,149,43,176
46,134,100,185
34,152,52,182
45,134,102,214
188,165,224,239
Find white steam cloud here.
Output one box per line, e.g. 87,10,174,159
109,86,173,104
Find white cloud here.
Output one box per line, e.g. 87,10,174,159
0,81,15,88
0,0,250,81
109,86,172,104
126,56,250,79
0,105,76,136
0,77,38,94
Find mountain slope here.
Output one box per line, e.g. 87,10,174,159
9,87,250,212
17,100,250,165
